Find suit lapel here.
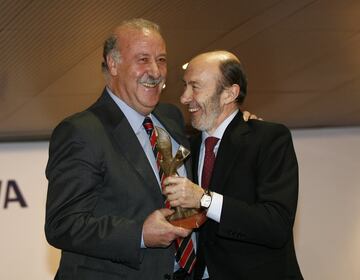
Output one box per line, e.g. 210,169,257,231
210,112,250,193
112,120,163,199
89,90,163,202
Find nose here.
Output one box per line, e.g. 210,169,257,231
148,59,161,78
180,86,193,105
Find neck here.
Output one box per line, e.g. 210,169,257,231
206,105,238,135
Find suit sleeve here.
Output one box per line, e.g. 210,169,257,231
45,119,143,268
218,124,299,248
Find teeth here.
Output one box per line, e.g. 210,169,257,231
189,107,199,113
142,82,158,88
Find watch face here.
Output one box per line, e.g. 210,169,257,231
201,194,212,208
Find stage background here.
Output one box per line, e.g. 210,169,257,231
1,126,359,279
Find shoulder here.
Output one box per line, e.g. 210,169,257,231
243,120,295,159
226,117,294,152
247,119,292,139
56,109,100,130
50,109,103,143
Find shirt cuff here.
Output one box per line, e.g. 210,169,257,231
206,191,223,222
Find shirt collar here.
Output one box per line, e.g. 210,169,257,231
106,87,148,134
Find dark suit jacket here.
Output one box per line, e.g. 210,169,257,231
192,112,303,280
45,89,192,280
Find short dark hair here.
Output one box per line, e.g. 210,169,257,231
217,59,247,104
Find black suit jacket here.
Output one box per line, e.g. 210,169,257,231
193,112,303,280
45,89,192,280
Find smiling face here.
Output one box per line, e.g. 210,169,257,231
108,27,167,115
181,52,241,134
181,60,221,133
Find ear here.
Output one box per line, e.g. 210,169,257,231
106,54,118,76
223,84,240,104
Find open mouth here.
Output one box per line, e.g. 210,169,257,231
139,76,164,89
141,82,159,88
188,104,201,113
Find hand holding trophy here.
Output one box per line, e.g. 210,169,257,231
155,127,207,229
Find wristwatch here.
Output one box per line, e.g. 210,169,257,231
200,189,212,209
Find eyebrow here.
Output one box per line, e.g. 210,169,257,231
136,53,167,57
183,79,201,86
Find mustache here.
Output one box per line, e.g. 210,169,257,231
139,75,165,85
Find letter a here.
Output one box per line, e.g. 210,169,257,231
4,180,28,208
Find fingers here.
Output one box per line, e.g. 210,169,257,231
162,184,178,197
242,110,263,121
164,186,185,208
164,189,180,207
243,110,258,121
163,180,203,209
243,110,251,121
163,184,188,207
163,175,186,187
143,209,192,247
162,176,188,206
173,226,192,238
249,114,263,120
158,208,175,217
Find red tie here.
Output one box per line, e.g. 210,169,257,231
194,137,219,279
142,117,196,274
201,137,219,189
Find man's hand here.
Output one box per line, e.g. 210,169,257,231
163,176,204,209
143,208,191,248
243,110,263,121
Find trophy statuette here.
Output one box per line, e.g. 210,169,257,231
155,126,207,229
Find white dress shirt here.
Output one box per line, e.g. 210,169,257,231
198,109,239,278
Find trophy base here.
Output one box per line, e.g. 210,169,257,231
167,211,207,229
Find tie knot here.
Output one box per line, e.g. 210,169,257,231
143,117,154,136
204,137,219,152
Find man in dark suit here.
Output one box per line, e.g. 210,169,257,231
45,18,192,280
164,51,303,279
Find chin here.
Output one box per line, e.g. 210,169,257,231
141,91,160,102
191,120,203,131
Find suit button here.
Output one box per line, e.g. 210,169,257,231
164,273,171,279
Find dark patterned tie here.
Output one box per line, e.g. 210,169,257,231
142,116,165,190
142,117,196,274
201,137,219,189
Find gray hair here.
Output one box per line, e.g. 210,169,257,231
101,18,161,75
